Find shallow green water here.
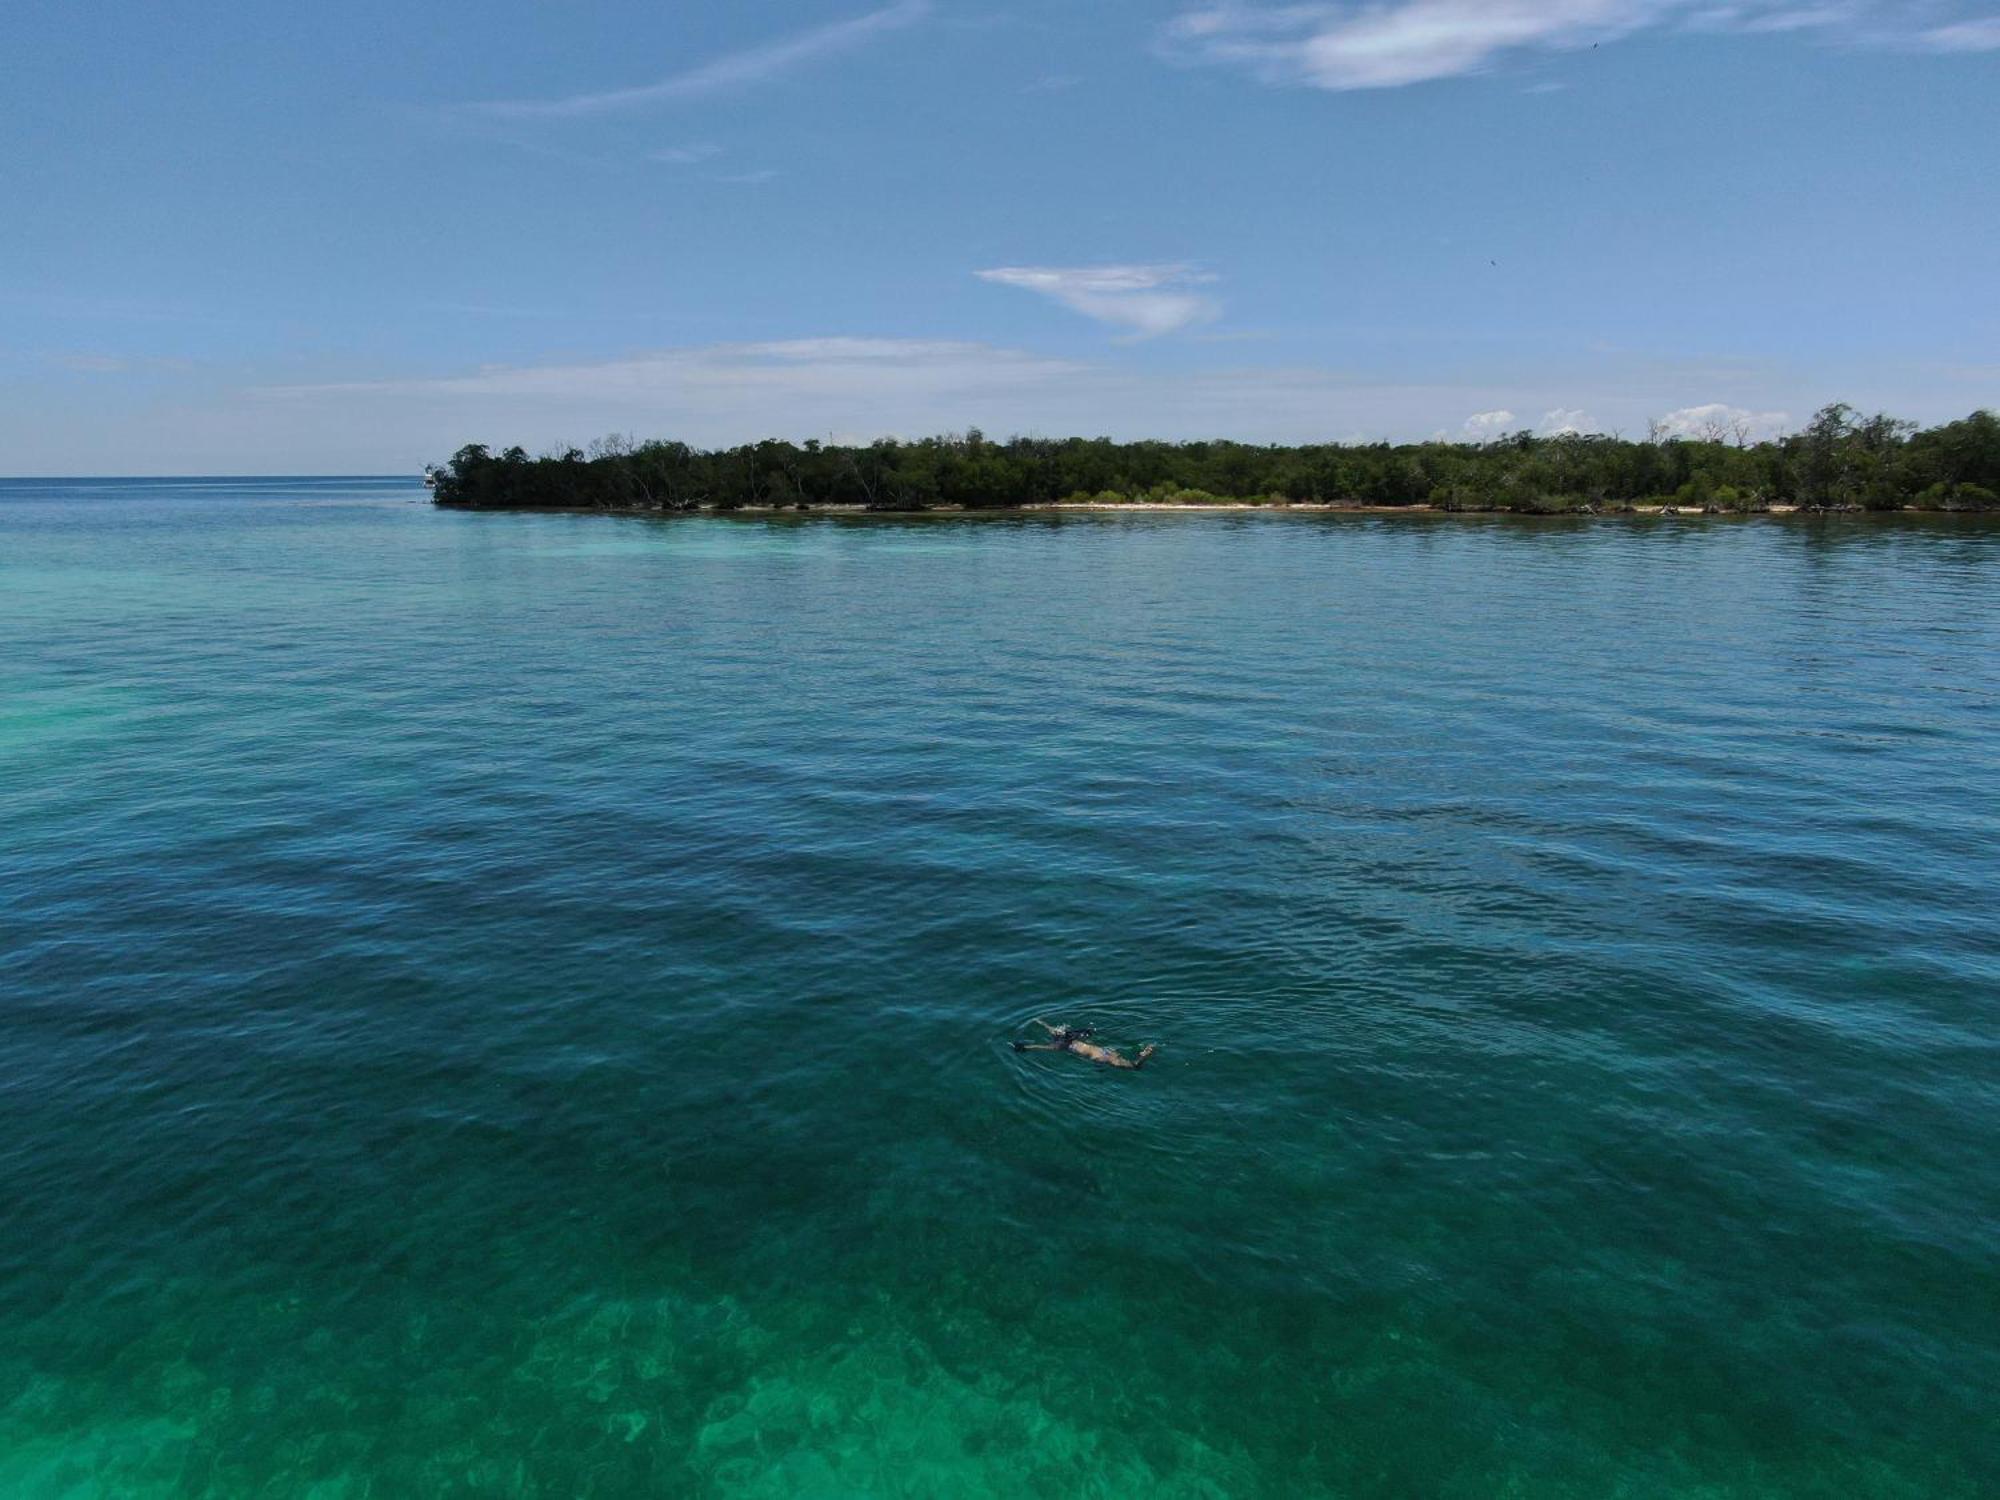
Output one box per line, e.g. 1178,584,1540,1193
2,479,1995,1497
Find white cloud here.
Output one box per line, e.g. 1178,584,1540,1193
474,0,930,118
1161,3,1997,89
1541,407,1589,434
1920,16,2000,48
974,264,1221,339
1654,402,1791,440
1163,2,1672,89
1463,409,1517,437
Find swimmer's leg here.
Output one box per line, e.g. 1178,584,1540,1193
1104,1044,1158,1070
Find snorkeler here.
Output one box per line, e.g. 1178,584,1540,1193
1012,1018,1158,1071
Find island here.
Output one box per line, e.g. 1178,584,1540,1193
431,405,1998,516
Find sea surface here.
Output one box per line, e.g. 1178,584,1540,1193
1,477,1995,1498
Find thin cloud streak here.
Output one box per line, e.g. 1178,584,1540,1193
975,264,1222,339
650,143,724,165
1920,16,2000,49
473,0,930,119
1161,2,2000,90
264,340,1086,406
1163,2,1670,90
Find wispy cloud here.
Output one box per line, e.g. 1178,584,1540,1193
1160,3,1998,90
265,339,1085,408
473,0,930,119
1162,2,1669,90
974,264,1221,339
1919,15,2000,49
650,143,724,165
52,353,137,374
1541,407,1589,434
642,146,780,181
47,353,193,374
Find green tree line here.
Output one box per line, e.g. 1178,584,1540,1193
431,405,1999,515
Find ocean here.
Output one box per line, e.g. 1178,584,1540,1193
2,477,1994,1497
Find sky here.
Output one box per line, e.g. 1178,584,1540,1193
2,0,1996,473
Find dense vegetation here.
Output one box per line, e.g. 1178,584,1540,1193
431,405,2000,515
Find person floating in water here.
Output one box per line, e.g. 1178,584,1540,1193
1013,1018,1157,1070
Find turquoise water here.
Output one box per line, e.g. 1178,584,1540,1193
2,478,1995,1498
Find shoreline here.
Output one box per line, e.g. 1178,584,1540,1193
432,500,1988,520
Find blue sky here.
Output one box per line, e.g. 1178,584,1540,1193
2,0,1996,473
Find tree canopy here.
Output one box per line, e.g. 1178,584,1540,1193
430,408,2000,516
